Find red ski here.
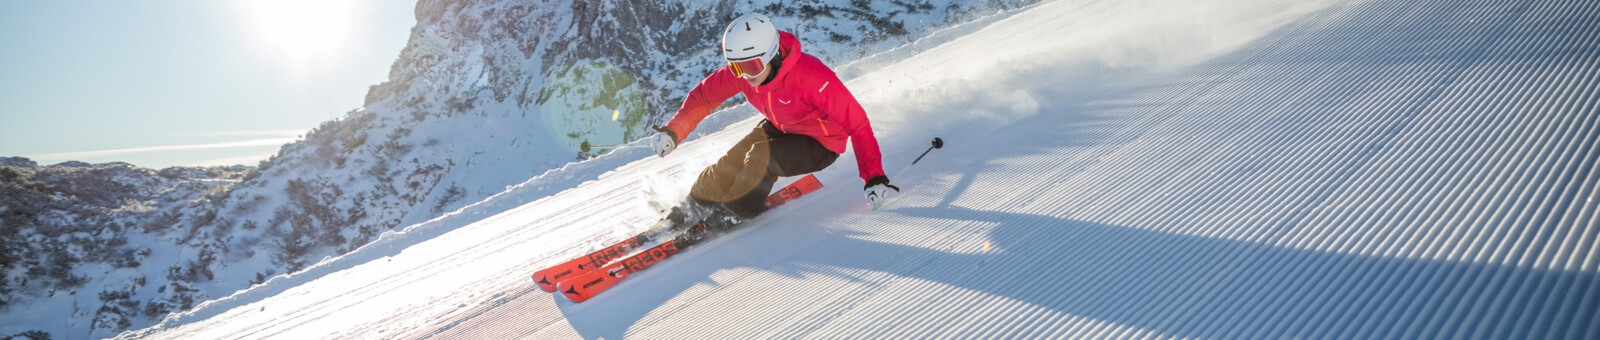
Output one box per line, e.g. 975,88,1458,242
532,233,651,292
557,224,707,303
533,174,823,293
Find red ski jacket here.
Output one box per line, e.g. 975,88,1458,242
665,31,886,183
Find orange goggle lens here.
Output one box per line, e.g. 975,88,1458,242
728,58,766,78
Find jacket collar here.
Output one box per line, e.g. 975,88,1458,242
757,31,804,90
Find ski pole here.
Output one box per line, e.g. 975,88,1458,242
580,109,652,153
580,140,646,153
892,137,944,180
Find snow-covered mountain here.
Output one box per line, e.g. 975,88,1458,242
98,0,1599,338
1,0,1047,338
0,159,250,334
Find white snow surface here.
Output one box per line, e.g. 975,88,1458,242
121,0,1599,338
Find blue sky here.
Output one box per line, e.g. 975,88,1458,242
0,0,416,168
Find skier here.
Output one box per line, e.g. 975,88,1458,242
650,13,896,230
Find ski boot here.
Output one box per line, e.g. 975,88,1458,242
664,199,747,234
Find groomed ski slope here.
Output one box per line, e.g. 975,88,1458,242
123,0,1598,338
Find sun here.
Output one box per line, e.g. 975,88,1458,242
236,0,360,68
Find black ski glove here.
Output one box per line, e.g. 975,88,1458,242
864,175,899,191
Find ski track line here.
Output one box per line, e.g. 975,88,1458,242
391,118,759,339
212,173,646,339
376,140,731,338
355,171,668,337
254,208,602,336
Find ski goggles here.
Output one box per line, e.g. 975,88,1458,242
727,55,767,79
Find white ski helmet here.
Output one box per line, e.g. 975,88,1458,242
722,13,780,78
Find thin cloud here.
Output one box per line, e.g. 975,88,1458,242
29,137,296,161
185,129,304,138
